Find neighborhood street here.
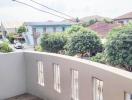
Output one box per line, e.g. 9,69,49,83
10,44,34,52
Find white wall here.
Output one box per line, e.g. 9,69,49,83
24,26,34,45
1,51,132,100
56,26,63,32
0,52,26,99
24,51,132,100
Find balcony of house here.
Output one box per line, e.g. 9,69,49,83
0,51,132,100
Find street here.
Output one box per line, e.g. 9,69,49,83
10,43,34,52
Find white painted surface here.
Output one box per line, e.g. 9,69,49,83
1,51,132,100
0,52,26,99
24,51,132,100
56,27,63,32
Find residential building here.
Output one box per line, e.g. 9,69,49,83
114,12,132,24
24,21,73,45
2,21,23,34
88,22,121,38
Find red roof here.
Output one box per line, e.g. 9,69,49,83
88,22,121,38
114,12,132,20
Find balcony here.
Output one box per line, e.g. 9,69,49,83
0,51,132,100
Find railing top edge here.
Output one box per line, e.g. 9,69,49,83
24,51,132,80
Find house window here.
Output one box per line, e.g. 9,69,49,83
125,93,132,100
71,69,79,100
43,27,46,33
53,64,61,93
62,27,65,31
37,61,44,86
93,78,103,100
53,27,56,32
32,27,36,33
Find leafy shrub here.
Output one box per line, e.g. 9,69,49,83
35,45,42,52
105,23,132,71
65,25,88,35
7,33,16,43
0,42,13,53
90,53,106,64
17,26,27,35
40,33,67,53
65,29,102,57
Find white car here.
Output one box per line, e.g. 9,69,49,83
14,42,23,49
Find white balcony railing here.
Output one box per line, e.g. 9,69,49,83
0,51,132,100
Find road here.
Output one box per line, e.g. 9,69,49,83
10,44,34,52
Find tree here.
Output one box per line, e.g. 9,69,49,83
65,29,102,57
90,52,106,64
40,33,67,53
65,25,88,35
81,19,98,27
105,23,132,71
17,26,27,35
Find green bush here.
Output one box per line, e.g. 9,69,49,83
65,25,88,35
7,33,15,43
90,53,106,64
17,25,27,35
65,29,102,56
105,23,132,71
40,33,67,53
0,42,13,53
35,45,42,52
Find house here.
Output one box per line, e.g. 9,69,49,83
114,12,132,25
80,15,111,22
24,21,73,45
88,22,121,38
2,21,23,34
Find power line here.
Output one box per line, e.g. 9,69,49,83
12,0,77,23
30,0,75,19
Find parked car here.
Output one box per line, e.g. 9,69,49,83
14,42,23,49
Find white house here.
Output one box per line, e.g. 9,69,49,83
114,12,132,25
2,21,23,34
24,21,73,45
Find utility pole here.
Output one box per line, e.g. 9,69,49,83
1,21,5,40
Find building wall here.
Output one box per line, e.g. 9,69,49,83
25,25,71,45
6,28,18,34
0,52,26,99
24,51,132,100
24,26,34,45
115,19,132,25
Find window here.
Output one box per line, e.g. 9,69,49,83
125,93,132,100
93,78,103,100
53,64,61,93
37,61,44,86
32,27,36,33
43,27,46,33
62,27,65,31
53,27,56,32
71,69,79,100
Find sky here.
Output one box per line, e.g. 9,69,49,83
0,0,132,22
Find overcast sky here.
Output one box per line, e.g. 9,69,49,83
0,0,132,22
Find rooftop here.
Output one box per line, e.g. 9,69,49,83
114,12,132,20
24,21,73,26
88,22,121,38
2,21,23,28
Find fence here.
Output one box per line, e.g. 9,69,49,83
0,51,132,100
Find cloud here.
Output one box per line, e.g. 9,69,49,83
0,0,132,21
